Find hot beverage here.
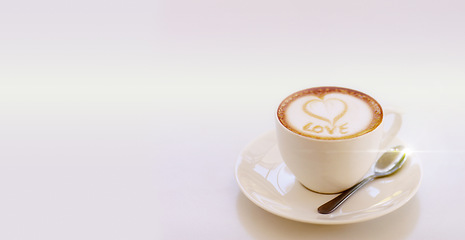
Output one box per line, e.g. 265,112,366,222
277,87,383,140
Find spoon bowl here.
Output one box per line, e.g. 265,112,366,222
373,145,408,176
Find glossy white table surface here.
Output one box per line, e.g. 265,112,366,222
1,0,464,239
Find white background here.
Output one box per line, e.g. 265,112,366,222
1,0,464,239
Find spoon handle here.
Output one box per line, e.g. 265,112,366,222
318,175,375,214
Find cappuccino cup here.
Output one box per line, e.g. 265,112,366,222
276,86,402,194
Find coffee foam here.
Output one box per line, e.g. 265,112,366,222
277,87,383,140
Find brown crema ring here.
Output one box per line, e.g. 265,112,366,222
277,86,383,140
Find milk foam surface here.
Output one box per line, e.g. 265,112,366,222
282,92,377,139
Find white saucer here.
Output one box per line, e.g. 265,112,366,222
235,131,422,225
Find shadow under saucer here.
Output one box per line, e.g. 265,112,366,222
236,191,421,240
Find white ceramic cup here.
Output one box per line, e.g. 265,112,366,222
275,87,402,194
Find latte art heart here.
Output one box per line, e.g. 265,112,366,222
303,98,348,126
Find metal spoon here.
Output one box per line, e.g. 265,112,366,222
317,145,408,214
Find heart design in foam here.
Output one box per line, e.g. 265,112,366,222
303,98,348,126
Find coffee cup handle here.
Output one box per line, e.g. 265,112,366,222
380,109,402,148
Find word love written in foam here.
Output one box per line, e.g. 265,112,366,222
302,122,349,135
